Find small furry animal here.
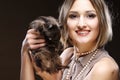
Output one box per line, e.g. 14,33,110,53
29,16,66,75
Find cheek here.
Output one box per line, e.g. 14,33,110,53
67,20,77,39
88,18,99,31
93,20,99,33
87,18,99,37
67,19,77,30
91,20,99,38
67,20,74,36
94,26,99,39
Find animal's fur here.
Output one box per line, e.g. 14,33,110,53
29,16,66,76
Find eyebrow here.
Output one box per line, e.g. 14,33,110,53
69,10,96,14
86,10,96,13
69,11,78,14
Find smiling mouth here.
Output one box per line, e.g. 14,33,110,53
76,30,90,36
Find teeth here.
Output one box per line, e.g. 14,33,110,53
78,31,88,34
79,31,87,34
76,30,89,36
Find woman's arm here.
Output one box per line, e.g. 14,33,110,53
20,29,45,80
20,51,35,80
88,57,119,80
20,37,35,80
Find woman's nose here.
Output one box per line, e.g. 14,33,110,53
77,16,86,28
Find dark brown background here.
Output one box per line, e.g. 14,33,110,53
0,0,119,80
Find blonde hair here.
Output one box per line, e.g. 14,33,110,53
59,0,113,49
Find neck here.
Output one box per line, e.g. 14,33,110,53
74,43,97,57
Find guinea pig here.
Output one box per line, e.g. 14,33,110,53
29,16,66,75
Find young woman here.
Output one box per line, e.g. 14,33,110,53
20,0,119,80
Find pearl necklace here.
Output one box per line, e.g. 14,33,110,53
74,47,97,57
65,49,99,80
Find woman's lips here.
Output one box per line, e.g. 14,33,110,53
76,30,90,36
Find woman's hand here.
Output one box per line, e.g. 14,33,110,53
21,29,46,56
24,29,45,50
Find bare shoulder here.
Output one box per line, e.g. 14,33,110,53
60,47,74,66
60,47,74,58
89,57,119,80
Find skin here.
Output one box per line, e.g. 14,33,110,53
84,58,119,80
67,0,99,55
20,29,73,80
26,29,46,50
66,0,119,80
20,34,36,80
20,0,119,80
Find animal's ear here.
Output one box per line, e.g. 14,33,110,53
28,21,36,30
28,20,39,32
56,18,63,29
58,23,63,29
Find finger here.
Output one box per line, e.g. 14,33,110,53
27,38,45,45
26,31,40,39
29,43,46,50
27,29,39,35
27,38,45,49
27,29,44,39
26,33,39,39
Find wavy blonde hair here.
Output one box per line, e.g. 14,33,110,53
59,0,113,49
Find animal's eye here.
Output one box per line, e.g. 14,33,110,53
44,24,52,29
48,25,58,31
48,24,53,29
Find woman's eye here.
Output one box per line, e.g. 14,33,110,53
87,14,96,19
68,14,78,19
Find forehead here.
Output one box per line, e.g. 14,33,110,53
70,0,95,12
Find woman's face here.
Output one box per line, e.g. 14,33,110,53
67,0,99,46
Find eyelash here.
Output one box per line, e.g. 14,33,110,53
87,14,96,18
68,13,96,19
68,14,78,19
